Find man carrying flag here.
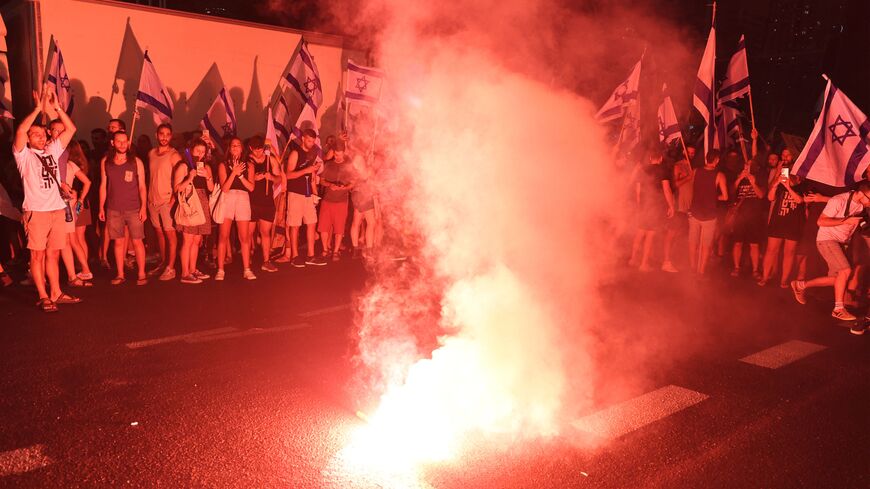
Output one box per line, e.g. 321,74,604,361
136,51,173,126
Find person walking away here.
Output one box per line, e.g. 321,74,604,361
629,150,675,272
687,150,728,275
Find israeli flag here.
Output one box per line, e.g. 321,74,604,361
290,102,322,162
693,26,716,155
201,87,237,138
279,39,323,112
718,35,750,103
793,78,870,187
135,51,174,125
596,58,641,123
45,37,74,114
657,83,682,145
270,93,294,151
266,106,280,154
345,60,385,106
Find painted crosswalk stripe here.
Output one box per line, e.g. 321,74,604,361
572,385,709,440
0,444,52,477
299,303,351,318
739,340,827,369
125,327,238,349
184,323,311,344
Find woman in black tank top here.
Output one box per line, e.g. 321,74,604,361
216,137,256,280
245,136,282,272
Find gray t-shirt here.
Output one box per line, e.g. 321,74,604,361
320,159,355,203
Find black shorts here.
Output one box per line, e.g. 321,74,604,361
731,209,766,244
250,203,275,222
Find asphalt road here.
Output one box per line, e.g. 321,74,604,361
0,259,867,488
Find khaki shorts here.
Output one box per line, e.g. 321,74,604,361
817,240,851,276
222,189,251,222
108,209,145,240
286,192,317,227
148,200,175,230
23,209,67,251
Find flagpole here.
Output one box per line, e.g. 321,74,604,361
129,108,138,141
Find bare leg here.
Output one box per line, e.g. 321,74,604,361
663,228,677,264
639,231,656,269
31,249,48,299
75,226,89,264
60,239,77,281
113,237,127,279
190,235,202,273
153,226,166,268
70,231,92,276
305,223,317,257
165,229,177,271
132,239,146,280
180,233,191,277
749,243,761,275
320,232,331,255
217,220,232,272
761,237,783,283
45,249,62,301
237,221,252,270
258,220,273,262
781,240,798,285
364,211,376,250
687,220,700,272
732,242,743,272
350,212,363,249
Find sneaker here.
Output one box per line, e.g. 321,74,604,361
849,323,866,335
243,269,257,280
180,275,202,284
661,261,678,273
291,256,306,268
306,255,328,266
158,268,176,281
790,281,807,305
193,269,211,280
214,269,225,281
260,261,278,273
831,308,857,321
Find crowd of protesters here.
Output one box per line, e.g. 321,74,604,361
629,129,870,335
0,89,383,312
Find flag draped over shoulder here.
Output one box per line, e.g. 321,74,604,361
657,83,682,145
693,27,716,155
718,35,750,103
596,58,641,123
45,37,74,114
345,60,385,106
793,78,870,187
201,87,237,138
135,51,173,125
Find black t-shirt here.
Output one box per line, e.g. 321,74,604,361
639,164,669,207
286,143,318,196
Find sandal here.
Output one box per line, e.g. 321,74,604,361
111,277,126,286
136,277,148,286
779,282,789,289
52,293,81,305
36,298,58,312
68,277,93,287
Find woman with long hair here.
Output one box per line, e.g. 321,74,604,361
216,137,256,280
61,140,94,286
247,136,282,272
173,139,214,284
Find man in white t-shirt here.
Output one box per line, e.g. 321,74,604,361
12,90,80,312
791,182,870,321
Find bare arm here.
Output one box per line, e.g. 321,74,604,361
12,104,42,153
74,169,91,203
173,164,196,194
136,158,147,221
53,96,77,150
716,173,729,201
98,158,108,220
662,180,675,215
205,166,215,192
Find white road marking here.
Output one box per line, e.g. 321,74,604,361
184,323,312,344
739,340,827,369
298,303,352,317
0,444,53,477
572,385,709,440
125,327,238,349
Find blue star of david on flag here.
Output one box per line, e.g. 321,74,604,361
828,115,856,146
303,77,318,95
355,76,370,93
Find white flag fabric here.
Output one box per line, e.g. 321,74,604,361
278,39,323,111
45,37,74,114
596,58,641,123
657,83,682,145
201,87,237,139
266,106,279,154
345,60,385,106
135,51,173,125
719,35,750,103
693,27,716,155
793,78,870,187
290,103,323,162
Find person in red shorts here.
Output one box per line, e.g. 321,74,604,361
317,140,355,261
